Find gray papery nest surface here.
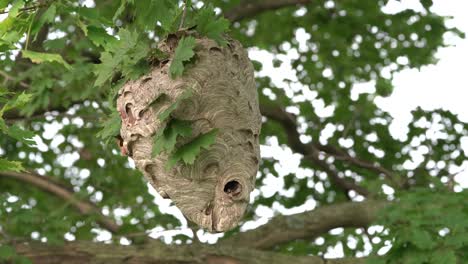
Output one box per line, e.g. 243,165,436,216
116,33,261,232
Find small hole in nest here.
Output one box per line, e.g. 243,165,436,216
224,180,242,197
125,103,135,124
209,47,222,53
252,156,259,165
247,141,254,151
141,77,152,84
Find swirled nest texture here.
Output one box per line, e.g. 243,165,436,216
116,33,261,232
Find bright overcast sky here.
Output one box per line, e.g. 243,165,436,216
378,0,468,189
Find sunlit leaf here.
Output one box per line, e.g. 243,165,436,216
22,50,72,70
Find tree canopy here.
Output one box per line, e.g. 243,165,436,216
0,0,467,263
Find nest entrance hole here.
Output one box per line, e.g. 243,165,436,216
224,180,242,197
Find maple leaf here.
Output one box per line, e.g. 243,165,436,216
195,6,230,46
169,36,196,79
167,129,218,169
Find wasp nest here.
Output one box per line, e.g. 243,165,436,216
116,33,261,232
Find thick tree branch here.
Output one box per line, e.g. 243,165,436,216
14,240,365,264
225,0,311,22
222,200,386,249
260,104,371,196
0,171,119,233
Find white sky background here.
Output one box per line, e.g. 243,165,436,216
1,0,466,257
379,0,468,188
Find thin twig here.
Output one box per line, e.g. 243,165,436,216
342,107,360,138
0,171,120,233
5,112,98,124
25,10,38,50
0,70,30,88
326,150,399,187
0,4,48,15
178,0,190,30
260,104,371,197
447,166,466,191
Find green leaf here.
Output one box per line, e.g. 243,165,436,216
113,0,129,22
0,158,24,172
0,92,32,115
152,119,192,157
404,251,429,264
107,80,126,109
97,111,121,144
87,26,113,47
0,86,10,97
0,0,9,9
411,229,436,250
75,18,88,36
365,256,386,264
430,249,457,264
94,28,149,86
12,92,32,106
195,6,230,45
158,89,193,121
94,52,118,87
421,0,433,9
7,0,24,17
31,4,56,40
445,232,468,247
6,125,35,145
167,129,218,169
121,41,150,79
14,256,32,264
169,36,196,79
0,245,15,259
375,78,393,97
22,50,72,70
134,0,176,31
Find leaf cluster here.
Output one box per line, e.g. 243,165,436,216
0,90,34,171
371,189,468,264
151,89,217,169
95,2,230,142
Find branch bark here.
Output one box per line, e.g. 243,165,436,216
225,0,311,22
221,200,385,249
0,171,119,233
14,240,365,264
260,104,371,197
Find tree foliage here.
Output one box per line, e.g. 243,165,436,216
0,0,467,263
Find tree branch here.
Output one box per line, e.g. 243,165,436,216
330,150,399,186
260,104,371,197
4,101,389,196
14,240,366,264
224,0,311,22
0,70,30,88
0,3,49,15
222,200,386,249
0,171,120,233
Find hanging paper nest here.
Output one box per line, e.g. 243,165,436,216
116,32,261,232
